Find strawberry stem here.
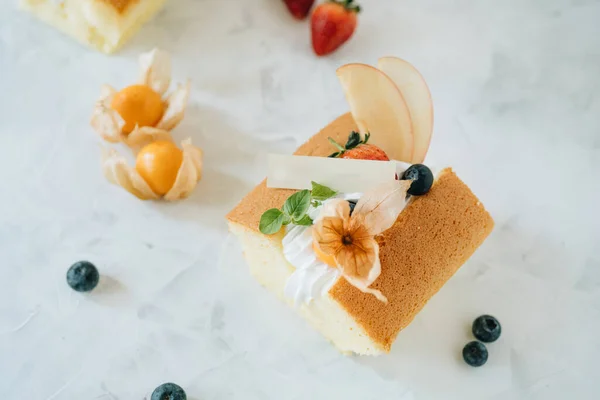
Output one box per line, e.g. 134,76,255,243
328,137,346,152
363,132,370,144
327,131,370,158
330,0,361,12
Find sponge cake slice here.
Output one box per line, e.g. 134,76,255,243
226,113,494,354
20,0,167,53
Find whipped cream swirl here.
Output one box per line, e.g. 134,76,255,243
282,193,360,305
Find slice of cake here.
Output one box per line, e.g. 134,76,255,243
226,59,494,355
227,112,493,355
19,0,167,53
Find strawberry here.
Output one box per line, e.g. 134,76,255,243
328,131,390,161
283,0,315,20
311,0,360,56
340,144,390,161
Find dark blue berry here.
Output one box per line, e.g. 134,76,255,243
347,200,357,215
66,261,99,292
462,341,488,367
472,315,501,343
402,164,434,196
151,383,187,400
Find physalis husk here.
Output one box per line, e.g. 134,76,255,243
101,137,203,201
91,48,191,150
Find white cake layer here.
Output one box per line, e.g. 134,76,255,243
20,0,167,53
228,222,385,355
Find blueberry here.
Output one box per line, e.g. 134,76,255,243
462,341,488,367
151,383,187,400
472,315,502,343
66,261,99,292
402,164,434,196
347,200,357,215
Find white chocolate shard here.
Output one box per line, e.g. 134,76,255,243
267,154,397,193
139,48,172,96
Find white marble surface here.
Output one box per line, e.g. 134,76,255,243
1,0,600,398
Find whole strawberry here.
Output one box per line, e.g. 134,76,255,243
283,0,315,20
311,0,360,56
328,131,390,161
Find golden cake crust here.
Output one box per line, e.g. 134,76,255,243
100,0,140,13
329,168,494,350
226,113,494,352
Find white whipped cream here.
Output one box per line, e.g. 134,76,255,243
282,161,434,305
282,193,359,305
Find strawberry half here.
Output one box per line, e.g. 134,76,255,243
311,0,360,56
283,0,315,20
328,131,390,161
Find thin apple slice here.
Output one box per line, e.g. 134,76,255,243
336,63,414,163
378,57,433,163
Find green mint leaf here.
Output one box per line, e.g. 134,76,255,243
281,213,292,226
294,214,313,226
259,208,286,235
328,151,341,158
282,190,311,221
311,181,338,201
311,200,321,208
345,131,361,149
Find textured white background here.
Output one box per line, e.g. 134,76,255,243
1,0,600,399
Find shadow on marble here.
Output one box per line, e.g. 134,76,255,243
349,220,584,398
143,173,247,234
143,102,295,231
137,303,175,326
483,215,583,286
192,168,251,208
90,275,133,308
175,102,290,169
122,0,221,56
139,105,257,228
123,0,293,58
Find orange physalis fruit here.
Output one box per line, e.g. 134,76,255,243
135,140,183,196
312,241,337,267
311,181,413,302
111,84,164,134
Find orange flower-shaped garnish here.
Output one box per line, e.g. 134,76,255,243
91,48,190,150
312,180,412,302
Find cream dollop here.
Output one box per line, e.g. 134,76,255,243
282,193,359,305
